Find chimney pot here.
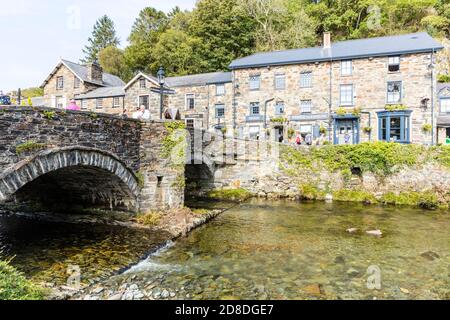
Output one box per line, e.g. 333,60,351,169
323,32,331,49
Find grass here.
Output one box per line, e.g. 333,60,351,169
207,188,252,202
136,212,162,226
332,189,378,204
15,141,46,155
380,191,441,210
191,208,210,215
0,259,46,300
298,184,326,200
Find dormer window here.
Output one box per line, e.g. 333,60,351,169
56,76,64,90
388,56,400,72
140,78,146,88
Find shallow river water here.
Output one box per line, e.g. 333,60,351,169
1,199,449,300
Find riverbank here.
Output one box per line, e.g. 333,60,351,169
197,142,450,210
0,260,46,300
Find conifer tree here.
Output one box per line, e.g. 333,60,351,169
81,15,120,63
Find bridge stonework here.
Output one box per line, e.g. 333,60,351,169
0,106,185,213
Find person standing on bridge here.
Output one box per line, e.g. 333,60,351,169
66,99,80,111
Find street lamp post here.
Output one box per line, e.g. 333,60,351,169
264,98,275,129
157,66,166,120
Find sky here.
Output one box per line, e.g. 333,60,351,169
0,0,196,92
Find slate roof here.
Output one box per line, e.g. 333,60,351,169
229,32,444,69
75,86,125,99
166,72,232,87
41,59,125,88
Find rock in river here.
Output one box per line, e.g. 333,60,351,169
366,230,382,237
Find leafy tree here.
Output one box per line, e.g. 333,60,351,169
241,0,317,51
21,87,44,98
82,15,120,63
151,29,206,76
189,0,257,71
125,7,168,74
98,46,132,81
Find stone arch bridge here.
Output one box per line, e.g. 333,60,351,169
0,106,276,213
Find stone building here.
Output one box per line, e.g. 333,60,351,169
36,32,446,145
165,72,233,131
40,59,125,114
228,32,444,145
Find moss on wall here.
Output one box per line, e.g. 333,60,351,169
281,142,430,177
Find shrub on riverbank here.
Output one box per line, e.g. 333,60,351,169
281,142,450,176
380,191,441,210
136,212,162,226
0,260,45,300
207,189,252,202
332,189,378,204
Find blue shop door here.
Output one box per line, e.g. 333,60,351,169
334,119,359,145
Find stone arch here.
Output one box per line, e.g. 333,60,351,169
0,147,140,210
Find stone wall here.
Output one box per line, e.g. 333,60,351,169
0,106,185,212
189,136,450,207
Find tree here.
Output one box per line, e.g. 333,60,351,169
98,46,132,81
20,87,44,98
151,30,206,76
241,0,317,51
189,0,257,71
125,7,168,74
82,15,120,63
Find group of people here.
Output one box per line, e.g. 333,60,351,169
132,105,151,120
295,133,313,146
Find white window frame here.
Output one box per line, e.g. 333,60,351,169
275,101,285,115
250,102,260,115
215,104,225,118
300,72,312,88
139,78,146,89
300,100,312,114
249,75,261,91
249,126,260,139
113,97,121,108
56,96,64,109
139,95,150,110
388,56,400,72
387,81,402,104
216,84,225,96
340,84,354,106
81,100,88,110
185,119,195,128
185,94,195,110
341,60,353,76
440,98,450,113
56,76,64,90
96,98,103,109
275,74,286,90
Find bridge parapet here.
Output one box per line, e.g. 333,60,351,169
0,106,185,212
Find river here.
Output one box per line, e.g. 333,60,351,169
1,199,449,300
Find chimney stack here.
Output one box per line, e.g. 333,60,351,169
87,60,103,83
323,32,331,49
